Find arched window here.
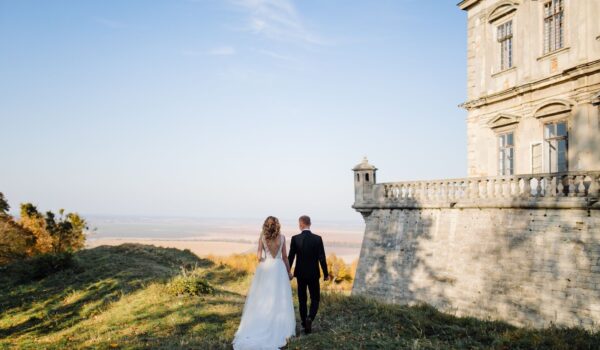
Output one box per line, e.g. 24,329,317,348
365,173,370,182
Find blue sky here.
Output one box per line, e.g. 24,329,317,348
0,0,467,222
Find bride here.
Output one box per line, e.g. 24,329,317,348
232,216,296,350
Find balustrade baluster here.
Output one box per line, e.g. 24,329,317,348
465,180,472,199
440,182,446,201
474,180,481,199
504,178,511,198
480,179,487,199
534,177,542,197
521,176,531,198
568,176,576,197
577,175,586,197
508,177,516,197
556,175,565,197
491,179,499,199
545,176,554,197
589,175,600,198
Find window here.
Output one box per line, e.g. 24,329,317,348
497,21,513,70
531,143,543,173
498,132,514,176
544,121,568,172
544,0,564,54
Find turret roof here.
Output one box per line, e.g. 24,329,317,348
353,157,377,171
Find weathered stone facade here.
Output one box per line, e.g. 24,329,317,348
460,0,600,176
351,0,600,329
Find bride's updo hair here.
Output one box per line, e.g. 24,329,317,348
262,216,281,241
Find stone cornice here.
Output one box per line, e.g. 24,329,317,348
460,59,600,110
353,197,600,211
457,0,481,11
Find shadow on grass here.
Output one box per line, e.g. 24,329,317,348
287,293,600,350
0,244,208,339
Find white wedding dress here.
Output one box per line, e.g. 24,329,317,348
233,235,296,350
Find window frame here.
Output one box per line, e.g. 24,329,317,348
497,20,514,71
543,0,565,55
543,119,569,173
497,131,516,176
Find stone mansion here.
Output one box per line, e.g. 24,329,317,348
351,0,600,329
461,0,600,176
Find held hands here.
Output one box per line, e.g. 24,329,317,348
288,272,293,280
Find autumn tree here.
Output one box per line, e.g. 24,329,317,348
0,192,9,216
19,203,54,254
45,209,87,253
0,193,36,265
326,254,353,284
0,194,88,265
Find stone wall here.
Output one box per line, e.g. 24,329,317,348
353,206,600,328
351,160,600,329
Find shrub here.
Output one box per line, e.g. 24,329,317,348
166,268,215,296
29,251,77,280
1,251,79,283
0,217,36,265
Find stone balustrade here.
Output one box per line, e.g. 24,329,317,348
356,171,600,210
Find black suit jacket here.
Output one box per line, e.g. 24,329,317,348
288,230,328,281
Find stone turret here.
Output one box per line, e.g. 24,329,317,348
352,157,377,206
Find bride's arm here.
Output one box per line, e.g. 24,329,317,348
257,237,264,262
281,236,292,278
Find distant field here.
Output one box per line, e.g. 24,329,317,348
86,216,364,262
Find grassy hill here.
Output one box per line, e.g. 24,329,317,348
1,244,599,349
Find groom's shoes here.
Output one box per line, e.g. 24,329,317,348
304,317,312,334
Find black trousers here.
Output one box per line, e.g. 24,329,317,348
296,277,320,324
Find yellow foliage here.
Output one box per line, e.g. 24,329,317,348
0,217,36,265
207,253,258,273
206,252,359,292
19,212,53,255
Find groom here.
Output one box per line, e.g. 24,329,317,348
288,215,329,334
